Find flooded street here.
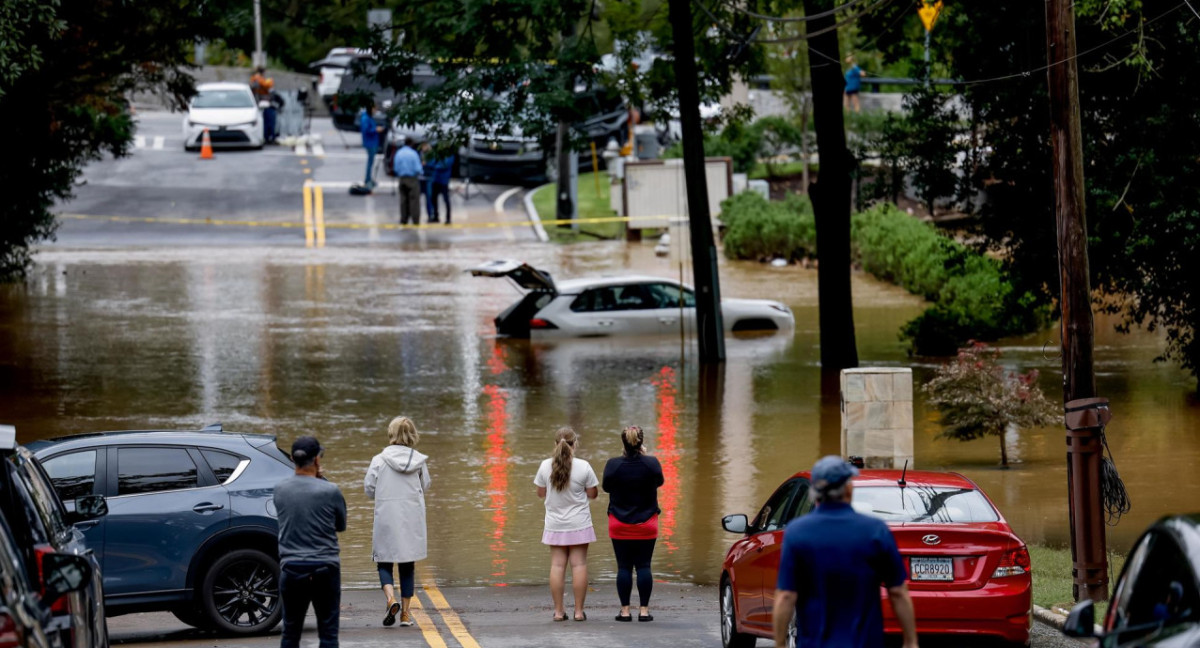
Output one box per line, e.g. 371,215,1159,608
3,240,1198,589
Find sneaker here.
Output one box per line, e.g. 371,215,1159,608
383,599,400,627
399,610,414,627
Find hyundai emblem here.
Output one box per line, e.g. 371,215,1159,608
921,534,941,545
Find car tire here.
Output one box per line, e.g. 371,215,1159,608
200,549,282,635
720,579,757,648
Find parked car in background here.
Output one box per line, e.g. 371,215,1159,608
0,426,107,648
719,467,1032,648
309,47,371,104
28,426,295,635
182,83,263,150
331,61,443,134
469,260,795,338
1062,514,1200,647
0,512,97,648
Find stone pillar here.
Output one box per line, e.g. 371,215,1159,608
841,367,913,469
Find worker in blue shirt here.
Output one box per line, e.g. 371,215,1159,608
773,456,919,648
426,151,455,224
359,102,383,190
393,137,423,225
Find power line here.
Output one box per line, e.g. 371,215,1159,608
723,0,870,23
753,0,898,43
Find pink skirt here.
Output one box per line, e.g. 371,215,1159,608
542,527,597,546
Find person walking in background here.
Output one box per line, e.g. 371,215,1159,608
393,137,423,225
602,426,663,623
772,456,919,648
250,66,277,143
359,101,383,190
427,150,454,224
364,416,432,628
274,436,347,648
534,427,598,622
844,55,866,113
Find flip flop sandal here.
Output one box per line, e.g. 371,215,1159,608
574,612,587,622
553,613,568,622
638,614,654,622
615,614,633,622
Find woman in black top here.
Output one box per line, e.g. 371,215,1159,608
602,426,664,622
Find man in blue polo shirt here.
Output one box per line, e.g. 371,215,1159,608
773,456,919,648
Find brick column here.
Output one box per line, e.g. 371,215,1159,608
841,367,914,468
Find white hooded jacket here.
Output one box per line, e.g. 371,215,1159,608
364,445,432,563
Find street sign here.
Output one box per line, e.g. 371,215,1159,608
368,8,393,43
918,0,943,32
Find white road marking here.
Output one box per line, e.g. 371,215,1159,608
311,142,326,157
494,186,522,214
134,136,146,149
152,136,165,150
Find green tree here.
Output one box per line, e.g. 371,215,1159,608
896,72,961,216
0,0,216,280
923,343,1059,467
861,1,1200,383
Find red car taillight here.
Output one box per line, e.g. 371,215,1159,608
992,546,1031,578
529,318,558,330
34,545,71,615
0,612,19,648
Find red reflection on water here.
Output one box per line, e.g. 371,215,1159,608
652,366,680,554
483,340,511,586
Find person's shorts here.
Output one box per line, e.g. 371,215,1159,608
845,89,860,96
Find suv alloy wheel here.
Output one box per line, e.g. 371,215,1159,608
200,549,281,634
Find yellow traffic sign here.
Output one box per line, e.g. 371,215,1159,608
918,0,943,32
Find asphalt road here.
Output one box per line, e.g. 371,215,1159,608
54,112,538,247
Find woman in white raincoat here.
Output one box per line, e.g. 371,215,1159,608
364,416,432,628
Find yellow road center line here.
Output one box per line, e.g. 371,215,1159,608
421,577,483,648
409,597,450,648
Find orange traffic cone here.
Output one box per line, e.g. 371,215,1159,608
199,129,214,160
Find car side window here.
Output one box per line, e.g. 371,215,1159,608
201,449,245,484
752,479,802,533
42,451,98,508
571,286,652,312
644,283,696,309
117,447,200,496
1110,531,1200,636
16,456,70,534
781,481,813,522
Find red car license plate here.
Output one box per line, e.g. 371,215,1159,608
910,556,953,581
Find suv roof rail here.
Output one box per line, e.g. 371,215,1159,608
201,423,223,433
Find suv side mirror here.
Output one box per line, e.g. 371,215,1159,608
1063,599,1096,638
41,553,93,605
67,495,107,524
722,514,748,534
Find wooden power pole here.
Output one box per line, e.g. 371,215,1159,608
668,0,725,363
1045,0,1108,602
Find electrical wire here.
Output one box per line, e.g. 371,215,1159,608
724,0,870,23
754,0,899,43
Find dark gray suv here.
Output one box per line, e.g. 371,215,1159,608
27,427,294,635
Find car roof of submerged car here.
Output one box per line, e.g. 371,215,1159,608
24,429,277,455
556,274,689,294
195,82,254,93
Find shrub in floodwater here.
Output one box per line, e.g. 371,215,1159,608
923,342,1059,467
720,191,816,262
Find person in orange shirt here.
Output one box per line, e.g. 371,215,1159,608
250,67,277,143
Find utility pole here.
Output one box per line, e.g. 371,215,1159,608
801,0,857,370
555,23,579,231
668,0,725,363
252,0,265,68
1045,0,1108,602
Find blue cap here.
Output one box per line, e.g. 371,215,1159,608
812,455,859,489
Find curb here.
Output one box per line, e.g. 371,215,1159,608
523,184,551,242
1033,604,1067,630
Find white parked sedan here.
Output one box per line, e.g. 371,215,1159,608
470,260,795,338
181,82,263,150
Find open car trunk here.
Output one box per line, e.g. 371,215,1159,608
468,260,557,337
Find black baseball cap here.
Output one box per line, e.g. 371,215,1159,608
291,436,324,464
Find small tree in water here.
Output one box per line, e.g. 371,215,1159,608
923,342,1059,467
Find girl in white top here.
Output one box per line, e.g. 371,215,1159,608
533,427,598,622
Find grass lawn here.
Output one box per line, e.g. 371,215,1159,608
530,172,624,242
1030,545,1125,621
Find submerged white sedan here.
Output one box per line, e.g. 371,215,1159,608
470,260,795,338
181,82,264,150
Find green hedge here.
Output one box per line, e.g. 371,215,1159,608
718,196,1049,354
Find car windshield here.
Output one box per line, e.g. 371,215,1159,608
851,485,1000,524
192,90,255,109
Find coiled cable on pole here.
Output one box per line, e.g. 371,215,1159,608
1098,430,1131,525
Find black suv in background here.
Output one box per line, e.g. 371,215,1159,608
28,427,295,635
0,426,107,648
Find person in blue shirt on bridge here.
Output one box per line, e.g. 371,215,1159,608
844,55,866,113
393,137,423,225
359,102,383,190
772,456,918,648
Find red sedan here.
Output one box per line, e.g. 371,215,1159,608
719,469,1032,647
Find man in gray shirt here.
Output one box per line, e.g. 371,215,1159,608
275,436,347,648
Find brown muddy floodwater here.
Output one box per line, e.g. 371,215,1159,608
2,241,1199,589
